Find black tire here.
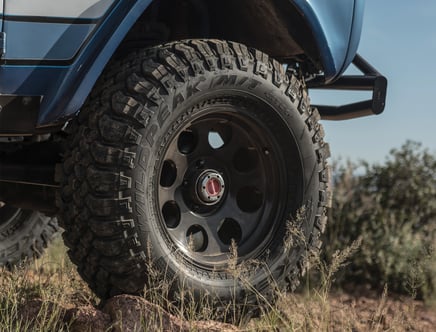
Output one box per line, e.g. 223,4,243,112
59,40,330,317
0,203,60,267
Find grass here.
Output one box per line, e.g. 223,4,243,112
0,236,96,331
0,235,431,331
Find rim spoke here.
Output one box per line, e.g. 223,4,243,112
202,227,228,256
158,187,175,207
230,169,264,191
165,143,189,176
214,128,249,160
218,198,260,242
167,209,203,241
190,130,214,160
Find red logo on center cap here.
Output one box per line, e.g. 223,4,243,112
206,178,221,197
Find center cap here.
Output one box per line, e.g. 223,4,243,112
197,170,225,204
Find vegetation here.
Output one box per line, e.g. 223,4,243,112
0,238,96,331
324,141,436,302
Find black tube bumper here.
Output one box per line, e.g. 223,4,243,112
307,54,387,120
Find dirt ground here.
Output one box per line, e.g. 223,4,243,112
17,290,436,331
296,291,436,332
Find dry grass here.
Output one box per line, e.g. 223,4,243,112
0,235,434,331
0,236,96,331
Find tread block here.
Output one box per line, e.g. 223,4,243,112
93,237,126,257
111,91,150,125
86,166,132,194
316,143,331,160
228,41,250,71
286,75,302,102
89,218,135,238
190,40,217,71
174,43,204,75
99,115,142,144
90,142,136,168
158,49,189,82
86,196,132,217
208,40,233,69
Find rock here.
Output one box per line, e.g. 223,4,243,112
19,298,46,323
65,306,111,332
18,298,66,328
103,294,189,331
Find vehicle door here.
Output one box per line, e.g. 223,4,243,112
1,0,114,63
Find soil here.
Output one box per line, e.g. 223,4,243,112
17,291,436,331
277,291,436,332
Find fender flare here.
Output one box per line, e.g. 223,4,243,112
38,0,154,125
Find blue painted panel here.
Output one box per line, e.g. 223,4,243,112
341,0,365,74
0,65,68,95
38,0,154,125
5,0,115,19
292,0,364,81
0,0,137,128
4,21,95,60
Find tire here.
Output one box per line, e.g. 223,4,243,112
0,203,60,267
59,39,330,317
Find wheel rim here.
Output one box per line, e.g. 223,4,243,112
157,104,290,268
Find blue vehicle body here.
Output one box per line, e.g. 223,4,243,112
0,0,388,302
0,0,380,132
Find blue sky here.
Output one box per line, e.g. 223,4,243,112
311,0,436,164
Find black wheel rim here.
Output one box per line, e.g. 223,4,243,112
157,103,290,268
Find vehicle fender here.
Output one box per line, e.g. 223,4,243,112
47,0,365,124
292,0,365,82
37,0,154,125
1,0,364,126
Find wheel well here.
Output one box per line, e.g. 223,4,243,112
117,0,321,72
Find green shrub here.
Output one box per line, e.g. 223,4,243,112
324,141,436,301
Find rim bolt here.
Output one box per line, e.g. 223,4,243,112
196,160,205,169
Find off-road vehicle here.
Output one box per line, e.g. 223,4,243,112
0,0,387,316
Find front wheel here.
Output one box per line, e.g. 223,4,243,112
59,39,330,317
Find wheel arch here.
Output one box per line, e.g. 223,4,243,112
38,0,361,126
118,0,323,70
112,0,364,82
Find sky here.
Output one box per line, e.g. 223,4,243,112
310,0,436,164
